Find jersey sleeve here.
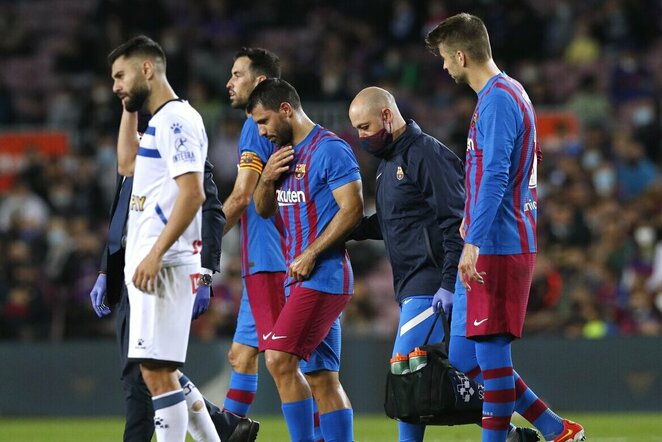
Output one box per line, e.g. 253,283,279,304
238,119,274,175
465,90,519,247
201,158,224,273
159,112,206,179
316,139,361,190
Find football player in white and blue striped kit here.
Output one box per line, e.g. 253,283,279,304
109,35,212,442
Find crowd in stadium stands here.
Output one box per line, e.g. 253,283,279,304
0,0,660,341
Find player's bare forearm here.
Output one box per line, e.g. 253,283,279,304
222,196,249,234
134,172,204,292
253,178,278,218
288,180,363,281
306,180,364,258
117,109,139,177
222,169,259,234
150,172,205,259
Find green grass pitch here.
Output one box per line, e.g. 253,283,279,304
2,413,661,441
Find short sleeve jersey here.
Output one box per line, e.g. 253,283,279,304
125,99,207,281
464,73,541,255
277,125,361,294
237,118,286,276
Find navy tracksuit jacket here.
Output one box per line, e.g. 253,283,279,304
351,120,465,303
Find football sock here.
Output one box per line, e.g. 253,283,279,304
450,335,558,438
178,374,220,442
313,400,324,442
449,335,483,382
514,372,564,439
398,421,425,442
282,397,315,442
319,408,354,442
477,337,515,442
223,370,257,417
152,389,188,442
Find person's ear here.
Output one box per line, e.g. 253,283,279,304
382,108,393,124
457,50,466,67
280,102,293,117
254,74,267,86
142,60,154,79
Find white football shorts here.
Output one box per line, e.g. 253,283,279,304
127,263,198,365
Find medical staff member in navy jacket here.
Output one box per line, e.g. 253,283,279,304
348,86,464,442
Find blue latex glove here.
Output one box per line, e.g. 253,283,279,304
90,273,111,317
192,284,211,320
432,287,453,316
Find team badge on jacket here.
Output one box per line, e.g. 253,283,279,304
396,166,404,181
295,163,306,180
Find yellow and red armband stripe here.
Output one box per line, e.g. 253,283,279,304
238,151,264,174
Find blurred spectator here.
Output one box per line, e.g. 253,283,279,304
564,16,601,65
612,131,659,201
0,178,50,234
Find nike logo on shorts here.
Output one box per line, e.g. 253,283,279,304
262,332,272,340
473,318,488,326
271,334,287,340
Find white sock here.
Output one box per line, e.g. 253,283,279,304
180,375,221,442
153,389,188,442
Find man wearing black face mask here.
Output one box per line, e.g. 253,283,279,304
348,86,465,442
349,89,541,442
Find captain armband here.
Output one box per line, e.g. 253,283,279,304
238,152,264,174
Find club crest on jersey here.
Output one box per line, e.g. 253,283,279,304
171,122,182,134
396,166,404,180
295,163,306,180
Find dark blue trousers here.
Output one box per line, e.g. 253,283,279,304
116,286,155,442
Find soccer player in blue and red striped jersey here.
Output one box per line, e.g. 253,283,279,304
223,48,324,441
250,79,363,442
427,13,585,442
222,48,284,432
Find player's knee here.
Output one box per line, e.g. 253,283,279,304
227,347,239,367
306,371,340,395
227,345,258,372
265,350,297,377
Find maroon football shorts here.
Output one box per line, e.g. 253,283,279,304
245,271,286,351
263,286,350,360
466,253,536,339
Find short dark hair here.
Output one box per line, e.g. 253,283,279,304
234,47,281,79
246,78,301,113
108,35,166,66
425,13,492,62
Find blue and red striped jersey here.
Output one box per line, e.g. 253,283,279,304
238,118,286,276
464,73,541,255
277,125,361,294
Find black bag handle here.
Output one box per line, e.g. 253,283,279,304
423,310,451,351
